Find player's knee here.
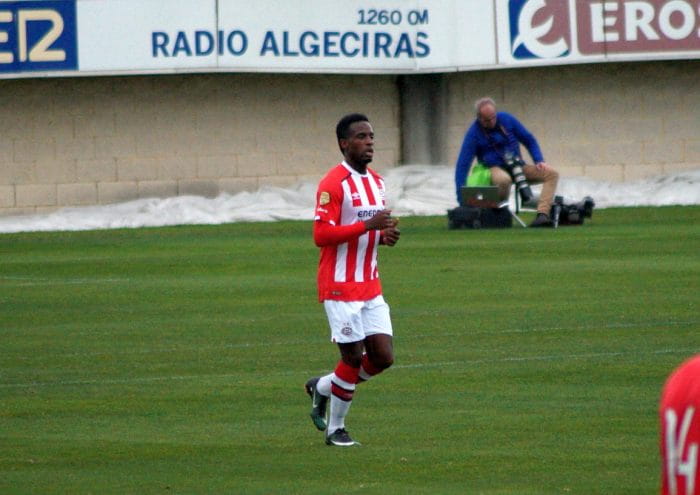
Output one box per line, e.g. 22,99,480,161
344,355,363,368
373,353,394,370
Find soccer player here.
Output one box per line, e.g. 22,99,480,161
305,113,400,447
660,354,700,495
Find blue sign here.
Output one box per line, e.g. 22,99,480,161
509,0,570,60
0,0,77,73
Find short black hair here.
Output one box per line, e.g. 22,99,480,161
336,113,370,142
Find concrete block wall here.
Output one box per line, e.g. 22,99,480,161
0,74,400,216
444,60,700,182
2,59,698,217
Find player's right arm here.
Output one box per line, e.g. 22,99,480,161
314,210,395,247
313,178,394,247
313,179,356,247
314,222,363,247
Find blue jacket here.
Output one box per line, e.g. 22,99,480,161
454,111,544,204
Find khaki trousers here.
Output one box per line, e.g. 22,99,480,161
490,164,560,215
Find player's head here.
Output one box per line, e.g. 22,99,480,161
336,113,374,166
475,97,497,129
336,113,369,143
660,354,700,495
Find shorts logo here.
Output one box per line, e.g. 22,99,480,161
319,191,330,205
340,325,352,336
509,0,570,59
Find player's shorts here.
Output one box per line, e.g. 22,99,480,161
323,295,393,344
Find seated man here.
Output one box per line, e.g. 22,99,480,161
454,97,559,227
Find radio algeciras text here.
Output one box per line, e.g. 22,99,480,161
152,30,430,58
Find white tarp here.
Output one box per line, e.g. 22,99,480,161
0,166,698,234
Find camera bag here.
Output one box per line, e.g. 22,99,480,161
447,206,512,229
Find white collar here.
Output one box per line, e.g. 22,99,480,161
341,160,369,177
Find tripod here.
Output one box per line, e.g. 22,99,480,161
510,188,527,228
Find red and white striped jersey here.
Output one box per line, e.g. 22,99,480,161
660,354,700,495
313,161,386,302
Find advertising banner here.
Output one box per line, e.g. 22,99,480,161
496,0,700,67
77,0,218,71
0,0,77,74
80,0,495,73
0,0,698,78
0,0,496,76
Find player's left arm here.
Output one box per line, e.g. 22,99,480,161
379,218,400,247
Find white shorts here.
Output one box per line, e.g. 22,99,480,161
323,295,393,344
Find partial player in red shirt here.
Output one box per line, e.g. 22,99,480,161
304,113,400,447
660,354,700,494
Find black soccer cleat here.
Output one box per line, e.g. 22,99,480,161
305,377,328,431
325,428,359,447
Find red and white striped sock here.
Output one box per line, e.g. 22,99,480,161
358,352,384,382
327,361,360,433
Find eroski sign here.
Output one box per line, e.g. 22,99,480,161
499,0,700,64
577,0,700,54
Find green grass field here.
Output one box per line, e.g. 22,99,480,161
1,206,699,494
